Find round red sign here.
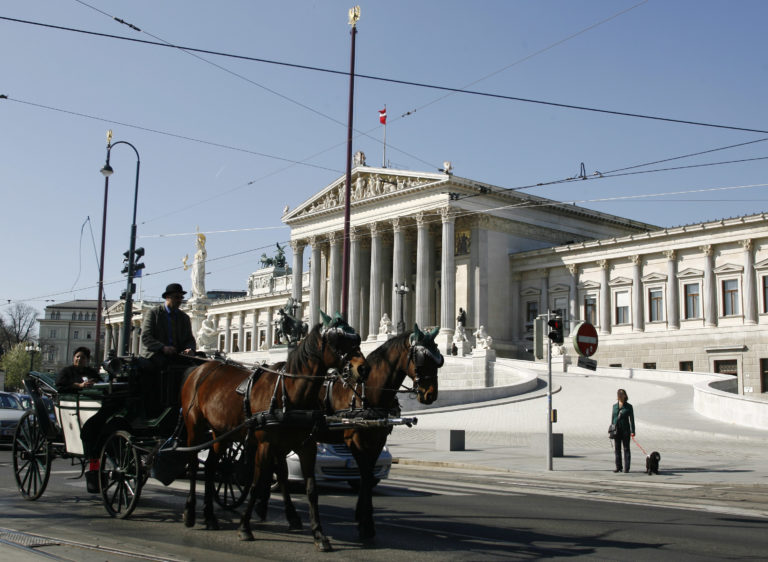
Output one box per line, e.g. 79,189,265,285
572,321,598,357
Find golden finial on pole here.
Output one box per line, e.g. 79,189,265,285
106,129,113,147
348,5,360,27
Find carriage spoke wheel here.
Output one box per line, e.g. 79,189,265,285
12,411,51,500
99,430,143,519
213,441,251,510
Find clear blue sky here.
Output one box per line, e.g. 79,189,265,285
2,1,767,324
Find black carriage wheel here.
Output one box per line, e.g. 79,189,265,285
213,441,251,510
12,411,51,501
99,430,143,519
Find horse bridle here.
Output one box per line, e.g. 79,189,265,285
407,341,443,389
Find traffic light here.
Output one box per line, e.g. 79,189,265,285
120,283,136,300
548,316,564,344
121,247,146,276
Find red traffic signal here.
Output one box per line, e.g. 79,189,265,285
547,317,564,344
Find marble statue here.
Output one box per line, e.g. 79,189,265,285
379,313,394,336
473,325,493,350
191,230,207,300
197,314,217,351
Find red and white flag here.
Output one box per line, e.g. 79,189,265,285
378,107,387,125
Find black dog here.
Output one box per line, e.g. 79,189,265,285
645,451,661,475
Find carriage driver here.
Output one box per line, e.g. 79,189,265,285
140,283,197,368
139,283,197,415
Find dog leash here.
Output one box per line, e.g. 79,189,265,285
631,435,648,455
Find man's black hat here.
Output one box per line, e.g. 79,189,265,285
162,283,187,298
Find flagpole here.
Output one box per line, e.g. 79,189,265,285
382,104,387,168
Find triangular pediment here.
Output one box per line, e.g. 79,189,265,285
641,272,668,283
283,166,448,222
608,276,633,287
550,284,570,293
578,280,601,290
755,258,768,270
520,287,541,297
714,263,743,275
677,267,703,279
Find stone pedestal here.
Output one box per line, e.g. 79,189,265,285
436,430,465,451
186,297,209,345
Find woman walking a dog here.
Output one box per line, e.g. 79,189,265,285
611,388,635,473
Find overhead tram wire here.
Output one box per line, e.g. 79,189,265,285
3,15,768,137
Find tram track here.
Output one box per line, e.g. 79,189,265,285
0,528,183,562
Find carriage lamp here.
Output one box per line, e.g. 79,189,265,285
394,282,410,335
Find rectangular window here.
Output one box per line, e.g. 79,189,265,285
525,301,538,323
86,332,92,340
584,296,597,325
553,297,567,324
649,289,664,322
218,335,225,352
246,332,252,352
763,276,768,313
714,359,738,376
232,334,239,353
73,330,79,340
761,358,768,393
680,361,694,372
643,362,656,369
722,279,739,316
615,291,629,325
49,329,57,338
684,283,700,319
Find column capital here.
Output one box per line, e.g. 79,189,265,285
740,238,753,251
699,244,714,256
308,234,319,247
369,221,379,237
290,239,306,252
349,225,361,242
439,206,456,223
327,231,340,245
566,263,579,277
392,217,402,232
628,254,642,266
663,249,676,260
597,259,610,270
415,211,427,227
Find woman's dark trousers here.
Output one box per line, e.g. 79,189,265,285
614,435,631,472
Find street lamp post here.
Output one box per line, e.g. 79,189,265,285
394,282,409,335
25,342,38,373
100,136,141,357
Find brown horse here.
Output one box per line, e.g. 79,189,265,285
180,312,368,551
264,324,443,540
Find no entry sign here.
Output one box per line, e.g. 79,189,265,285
572,321,598,357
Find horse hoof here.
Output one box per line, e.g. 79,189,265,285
238,530,254,541
287,516,303,531
183,511,195,528
314,537,332,552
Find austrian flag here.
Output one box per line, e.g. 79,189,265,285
378,107,387,124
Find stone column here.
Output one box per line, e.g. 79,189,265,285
265,308,272,349
664,250,679,330
598,259,611,335
630,255,644,332
510,273,521,341
348,227,361,331
103,327,112,361
237,312,245,352
742,239,757,324
540,268,549,315
438,207,456,353
131,321,140,355
367,223,382,341
415,212,430,327
309,236,322,327
224,313,232,353
391,218,405,328
567,264,579,333
251,309,258,351
328,232,341,316
290,239,305,320
701,245,716,327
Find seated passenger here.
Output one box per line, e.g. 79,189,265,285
55,347,100,393
56,347,105,493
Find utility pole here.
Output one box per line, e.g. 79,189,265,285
546,310,553,471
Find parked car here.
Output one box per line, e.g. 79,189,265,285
279,442,392,490
0,392,26,444
13,393,57,426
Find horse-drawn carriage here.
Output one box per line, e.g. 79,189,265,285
12,313,442,551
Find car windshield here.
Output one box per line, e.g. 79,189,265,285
0,395,23,409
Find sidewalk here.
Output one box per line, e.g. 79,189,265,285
388,373,768,487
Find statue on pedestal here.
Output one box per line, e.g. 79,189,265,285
473,325,493,350
379,313,394,336
196,314,218,351
190,229,207,300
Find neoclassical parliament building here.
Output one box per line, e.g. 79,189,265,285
100,154,768,396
